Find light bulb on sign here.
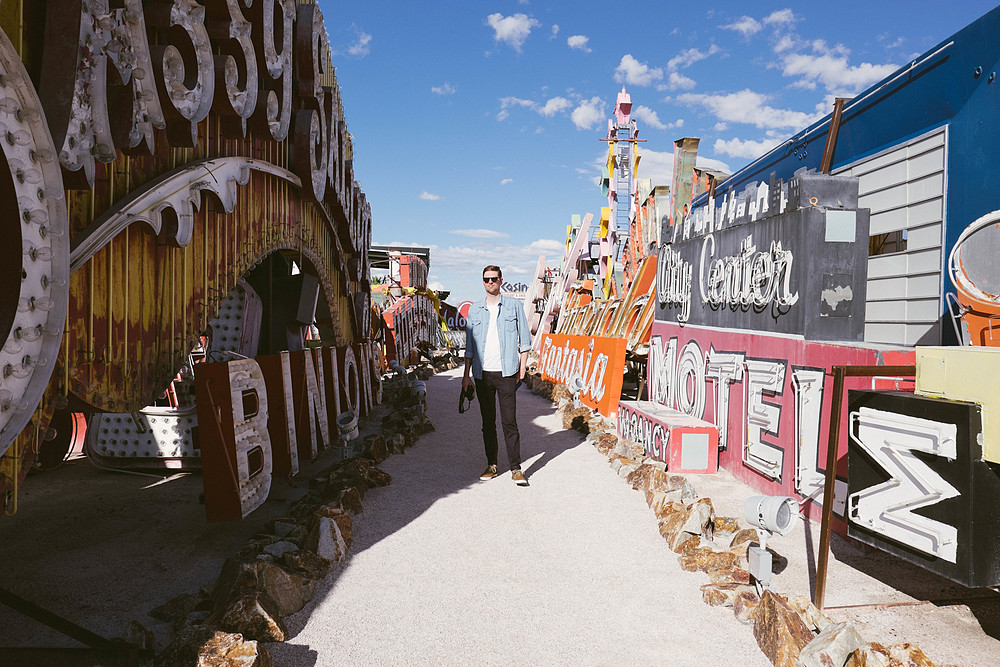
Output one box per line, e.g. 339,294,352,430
7,129,31,146
4,363,30,379
33,297,55,311
0,71,22,87
16,108,39,123
20,168,42,184
23,243,53,262
23,208,48,225
17,326,42,342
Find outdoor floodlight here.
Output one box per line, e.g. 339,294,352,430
742,495,799,593
337,411,359,442
744,495,797,541
568,374,586,408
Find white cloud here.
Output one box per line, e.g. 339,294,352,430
347,28,372,57
780,52,897,94
714,122,729,131
497,95,572,121
631,148,672,187
500,96,535,109
676,89,820,130
500,178,513,185
763,9,796,26
696,155,733,175
614,54,663,86
721,16,762,38
667,45,721,71
567,35,591,53
550,24,559,38
496,95,535,121
526,239,564,255
571,96,604,130
428,239,564,299
714,136,781,159
538,96,572,116
632,105,667,130
486,13,541,53
431,82,456,95
419,191,441,201
450,229,509,239
667,71,696,91
762,20,894,95
774,35,796,53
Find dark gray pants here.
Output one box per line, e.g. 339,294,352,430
475,371,521,470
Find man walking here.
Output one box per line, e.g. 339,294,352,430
463,265,532,486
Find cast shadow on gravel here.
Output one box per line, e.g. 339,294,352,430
792,482,1000,644
824,532,1000,641
272,369,584,646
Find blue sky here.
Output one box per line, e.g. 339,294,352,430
316,1,999,306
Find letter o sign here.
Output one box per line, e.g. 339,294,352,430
676,342,706,419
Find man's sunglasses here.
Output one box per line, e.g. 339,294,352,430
483,276,501,283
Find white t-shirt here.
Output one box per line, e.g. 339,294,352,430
482,301,502,372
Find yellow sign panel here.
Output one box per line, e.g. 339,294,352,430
915,346,1000,463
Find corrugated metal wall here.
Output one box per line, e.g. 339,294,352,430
835,128,948,346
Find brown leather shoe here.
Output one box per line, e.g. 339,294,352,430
479,465,498,481
511,469,529,486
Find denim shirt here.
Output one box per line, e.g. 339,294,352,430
465,296,532,379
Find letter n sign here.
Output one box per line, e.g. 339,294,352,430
195,359,273,522
847,390,1000,587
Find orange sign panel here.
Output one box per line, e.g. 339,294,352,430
538,334,627,417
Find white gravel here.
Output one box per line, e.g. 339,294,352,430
269,368,770,666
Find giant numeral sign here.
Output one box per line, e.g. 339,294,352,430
849,407,960,563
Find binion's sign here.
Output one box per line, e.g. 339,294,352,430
194,342,382,522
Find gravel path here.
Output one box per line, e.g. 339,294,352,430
270,368,769,666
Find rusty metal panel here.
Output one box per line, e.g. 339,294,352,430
0,1,376,516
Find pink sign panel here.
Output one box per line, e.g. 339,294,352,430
647,320,914,524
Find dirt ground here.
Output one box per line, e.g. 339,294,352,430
0,374,999,666
0,434,357,652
